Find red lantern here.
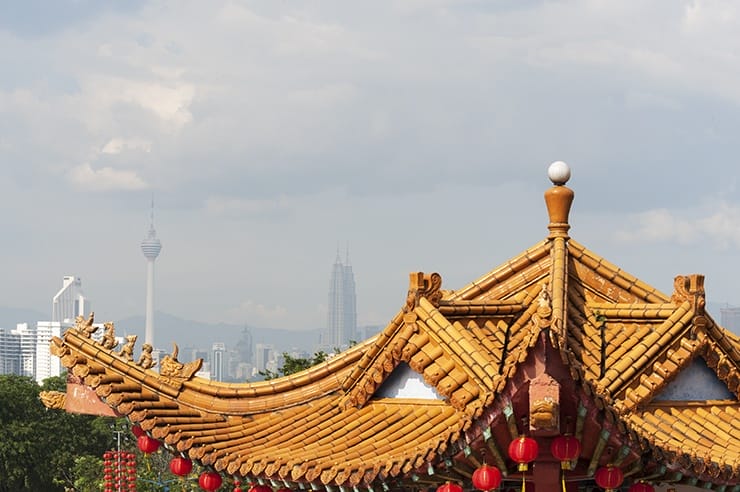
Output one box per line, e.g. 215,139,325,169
472,464,502,491
551,435,581,470
594,465,624,492
169,456,193,476
137,435,160,454
199,471,223,491
628,483,655,492
131,424,145,437
249,485,273,492
437,483,463,492
508,436,539,472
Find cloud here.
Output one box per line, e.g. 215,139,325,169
83,76,195,130
67,163,148,191
101,137,152,154
8,0,740,329
615,202,740,249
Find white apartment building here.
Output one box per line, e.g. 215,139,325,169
0,276,92,383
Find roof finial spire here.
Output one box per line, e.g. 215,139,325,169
544,161,574,238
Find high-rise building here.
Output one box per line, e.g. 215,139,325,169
0,327,21,374
211,343,226,382
324,250,357,349
1,277,91,383
34,321,63,382
52,276,90,323
141,201,162,348
8,323,35,377
254,343,274,373
235,327,253,365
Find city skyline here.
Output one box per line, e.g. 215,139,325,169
4,2,740,332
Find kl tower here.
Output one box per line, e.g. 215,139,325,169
140,202,162,348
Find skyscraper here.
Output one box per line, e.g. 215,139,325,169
52,276,90,323
211,343,226,382
1,276,91,382
324,249,357,349
34,321,63,382
141,201,162,348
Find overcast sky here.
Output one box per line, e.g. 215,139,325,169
3,0,740,333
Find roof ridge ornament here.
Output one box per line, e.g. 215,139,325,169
403,272,443,312
544,161,574,239
671,274,707,339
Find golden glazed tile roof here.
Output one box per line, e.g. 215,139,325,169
51,168,740,490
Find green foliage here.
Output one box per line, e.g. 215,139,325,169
0,374,243,491
259,351,329,380
71,455,103,492
0,374,112,492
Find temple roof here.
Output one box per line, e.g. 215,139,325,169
50,163,740,490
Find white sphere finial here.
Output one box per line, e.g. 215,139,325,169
548,161,570,185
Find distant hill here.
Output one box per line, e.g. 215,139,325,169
0,306,48,328
0,306,323,353
113,311,323,353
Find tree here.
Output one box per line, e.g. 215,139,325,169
0,374,48,491
259,351,329,380
39,375,112,490
0,374,112,492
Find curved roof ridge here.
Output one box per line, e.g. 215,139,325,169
704,312,740,366
56,327,362,415
342,310,404,394
699,323,740,399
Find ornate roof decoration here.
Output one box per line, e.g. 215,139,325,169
48,163,740,491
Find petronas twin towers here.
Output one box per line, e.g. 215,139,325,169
324,250,357,350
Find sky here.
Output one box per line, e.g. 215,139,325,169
3,0,740,332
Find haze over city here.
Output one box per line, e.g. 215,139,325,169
3,1,740,334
